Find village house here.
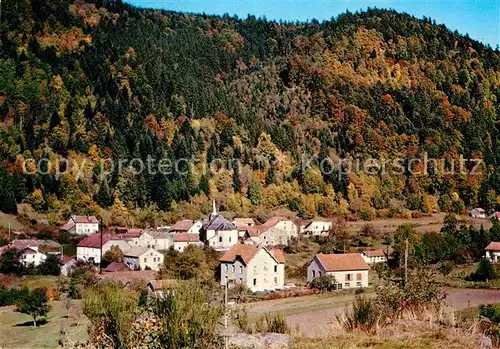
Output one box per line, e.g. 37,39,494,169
170,220,203,234
361,249,387,264
114,228,143,246
219,244,285,292
257,217,298,247
5,240,63,267
60,215,99,235
485,242,500,263
201,201,239,251
301,221,332,237
60,256,77,276
19,247,47,266
172,233,203,252
123,247,164,271
307,253,370,290
239,226,261,245
470,208,486,219
9,239,63,256
133,230,171,250
491,212,500,221
233,218,257,239
76,233,131,264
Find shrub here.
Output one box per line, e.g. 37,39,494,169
466,259,497,282
337,295,382,334
310,275,337,291
0,286,29,306
83,283,138,348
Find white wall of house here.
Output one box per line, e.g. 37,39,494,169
187,221,203,234
20,250,47,266
486,250,500,263
302,222,331,236
206,229,239,251
75,223,99,235
124,249,164,271
361,255,387,264
77,246,101,264
220,249,284,292
61,259,77,276
260,221,297,246
172,241,203,252
307,258,369,289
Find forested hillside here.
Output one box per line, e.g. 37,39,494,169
0,0,499,225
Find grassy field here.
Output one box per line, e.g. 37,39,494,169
0,299,88,349
0,212,25,230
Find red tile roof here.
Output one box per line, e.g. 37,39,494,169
259,216,289,233
362,249,385,257
173,233,200,243
486,242,500,251
61,215,99,231
171,220,196,231
77,233,112,248
220,245,285,264
267,247,286,263
104,262,130,272
220,244,259,264
315,253,370,272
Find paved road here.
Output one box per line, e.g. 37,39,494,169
245,288,500,337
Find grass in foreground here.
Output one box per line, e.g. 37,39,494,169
0,299,88,348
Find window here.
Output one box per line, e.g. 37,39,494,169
224,264,228,272
312,270,316,278
346,274,352,281
219,237,222,243
144,258,147,262
274,277,278,284
345,282,350,288
253,266,257,273
224,276,228,284
356,282,362,287
229,237,231,243
239,266,243,274
232,265,235,273
356,273,362,281
274,265,277,273
239,278,242,284
337,283,343,290
253,278,257,286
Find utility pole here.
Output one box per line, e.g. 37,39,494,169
99,217,103,274
224,280,228,349
404,238,408,287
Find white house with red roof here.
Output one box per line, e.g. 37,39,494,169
123,247,164,271
172,233,203,252
255,216,298,247
485,242,500,263
361,249,387,264
307,253,370,290
219,244,285,292
76,233,131,264
170,220,203,234
61,215,99,235
301,221,332,237
470,208,486,219
19,247,47,267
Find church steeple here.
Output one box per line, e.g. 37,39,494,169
209,198,218,220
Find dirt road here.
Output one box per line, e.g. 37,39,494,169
245,288,500,337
